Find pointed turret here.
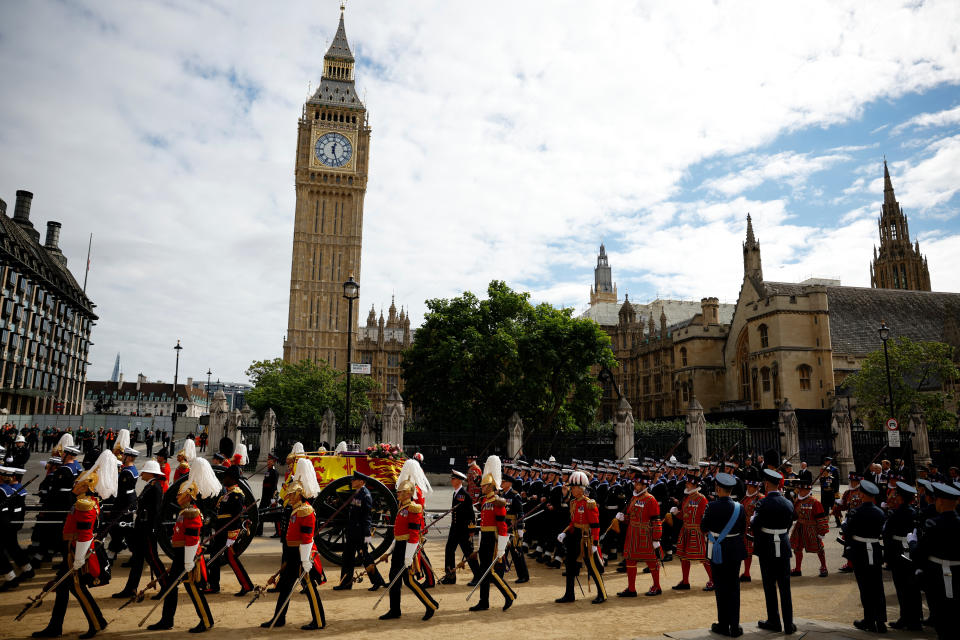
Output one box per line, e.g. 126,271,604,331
308,5,363,109
590,242,618,305
742,214,763,282
883,158,896,206
366,304,377,327
871,157,931,291
325,6,355,63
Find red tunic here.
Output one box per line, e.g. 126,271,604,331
479,495,508,536
414,485,426,508
172,504,203,547
285,503,324,573
623,491,662,562
394,500,423,544
790,494,829,552
834,487,863,518
466,465,482,503
676,492,708,561
174,462,190,482
565,496,600,544
63,495,101,577
159,462,171,493
741,490,763,555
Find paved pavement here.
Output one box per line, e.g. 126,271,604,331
636,618,932,639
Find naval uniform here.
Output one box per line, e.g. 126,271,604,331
503,487,529,582
751,489,794,632
443,484,480,584
338,485,384,589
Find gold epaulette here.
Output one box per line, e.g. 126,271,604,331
182,506,201,518
494,497,507,507
407,503,423,514
75,496,96,511
295,503,315,517
230,486,244,495
586,498,597,507
178,462,190,470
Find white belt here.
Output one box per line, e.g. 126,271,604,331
929,556,960,599
852,536,880,565
761,527,789,557
126,489,136,494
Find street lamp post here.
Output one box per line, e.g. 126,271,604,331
342,276,360,434
137,372,142,416
206,368,212,414
172,340,183,439
878,322,895,421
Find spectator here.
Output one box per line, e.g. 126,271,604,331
144,428,154,458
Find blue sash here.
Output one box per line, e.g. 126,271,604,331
707,502,741,564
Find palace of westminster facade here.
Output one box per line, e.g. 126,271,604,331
284,9,956,420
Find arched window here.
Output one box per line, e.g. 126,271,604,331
759,324,769,348
761,366,771,392
772,363,781,400
680,347,688,367
798,365,812,391
681,381,690,403
736,329,750,401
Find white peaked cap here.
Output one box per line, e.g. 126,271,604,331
291,457,321,499
183,438,197,461
80,450,120,499
482,455,502,488
189,457,222,499
398,458,432,494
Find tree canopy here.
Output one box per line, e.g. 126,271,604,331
245,358,376,428
401,280,617,437
846,337,959,430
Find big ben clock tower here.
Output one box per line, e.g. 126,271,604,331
283,6,370,368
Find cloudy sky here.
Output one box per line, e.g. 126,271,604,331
1,1,959,384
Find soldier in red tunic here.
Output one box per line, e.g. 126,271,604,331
466,455,482,504
261,457,325,629
616,469,663,597
835,472,864,572
31,450,116,639
556,470,607,604
469,456,516,612
156,447,172,493
397,458,436,588
378,479,439,621
739,479,763,582
790,480,830,577
672,471,714,591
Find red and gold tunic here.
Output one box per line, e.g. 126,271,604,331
394,499,423,545
623,491,662,562
790,494,829,552
741,490,763,555
63,495,101,577
466,464,482,503
676,491,708,561
885,487,902,511
833,487,864,519
414,485,426,509
286,502,324,573
479,494,508,536
159,461,171,493
220,459,232,468
172,503,203,547
565,496,600,544
174,461,190,482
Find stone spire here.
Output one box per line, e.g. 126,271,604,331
742,214,762,282
366,304,377,327
590,243,618,306
870,158,931,291
325,5,355,63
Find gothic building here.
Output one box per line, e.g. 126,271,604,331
356,298,411,412
590,243,617,305
870,160,931,291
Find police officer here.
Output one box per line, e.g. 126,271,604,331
702,472,747,637
913,482,960,639
441,470,480,585
883,481,921,631
334,471,385,590
843,479,886,633
751,468,795,634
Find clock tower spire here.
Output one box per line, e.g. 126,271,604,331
284,6,371,368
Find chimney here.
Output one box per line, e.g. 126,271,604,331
13,190,33,223
187,377,193,387
44,221,61,249
700,297,720,325
0,198,6,217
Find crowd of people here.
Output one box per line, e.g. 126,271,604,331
0,423,183,457
2,431,959,639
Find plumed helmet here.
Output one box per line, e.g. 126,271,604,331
398,458,432,494
52,433,75,457
286,442,306,465
568,470,590,487
397,479,416,494
187,457,222,500
481,455,502,489
182,439,197,462
75,449,119,499
413,452,424,463
289,457,320,499
112,429,131,457
334,441,348,454
234,443,248,466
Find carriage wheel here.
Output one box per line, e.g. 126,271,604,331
156,467,260,558
311,476,398,565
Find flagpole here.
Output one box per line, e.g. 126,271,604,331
83,233,92,293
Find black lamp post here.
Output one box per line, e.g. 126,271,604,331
206,368,212,414
172,340,183,438
343,276,360,432
137,372,142,416
878,322,895,421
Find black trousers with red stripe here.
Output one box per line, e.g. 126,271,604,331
45,559,107,634
206,536,252,592
119,527,168,593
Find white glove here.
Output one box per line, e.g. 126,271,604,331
73,539,92,570
653,541,661,550
364,536,373,545
670,507,679,515
497,535,509,559
591,546,598,555
184,543,198,572
404,544,416,567
557,532,566,543
881,502,888,509
906,531,918,545
300,543,313,573
517,530,524,540
615,512,625,521
225,538,235,547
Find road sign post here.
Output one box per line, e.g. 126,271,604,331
886,418,900,447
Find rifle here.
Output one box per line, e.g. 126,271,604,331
18,474,40,492
706,441,741,477
14,503,131,621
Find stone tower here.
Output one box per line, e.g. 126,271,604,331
742,214,762,283
870,160,931,291
590,243,618,305
284,7,372,367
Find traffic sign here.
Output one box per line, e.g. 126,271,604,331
888,430,901,447
350,363,371,375
886,418,899,431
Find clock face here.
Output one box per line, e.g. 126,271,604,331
314,132,353,168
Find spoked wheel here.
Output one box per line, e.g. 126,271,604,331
312,476,398,565
156,467,260,558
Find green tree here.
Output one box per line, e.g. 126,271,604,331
245,358,377,429
846,337,959,429
401,280,617,437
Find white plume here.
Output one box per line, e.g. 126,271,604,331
482,455,503,489
398,458,432,494
189,457,222,499
291,457,321,499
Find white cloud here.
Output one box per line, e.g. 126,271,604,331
700,151,851,196
0,1,959,382
892,104,960,134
